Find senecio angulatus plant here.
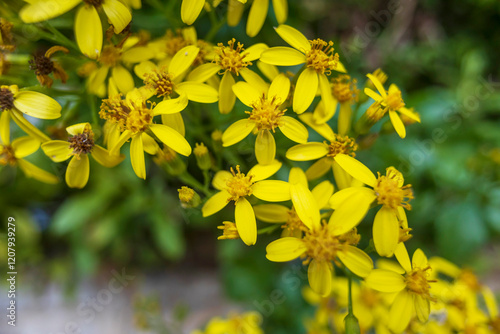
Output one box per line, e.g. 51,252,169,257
1,0,499,333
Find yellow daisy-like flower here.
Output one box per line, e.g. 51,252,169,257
20,0,131,59
364,74,421,138
0,112,58,184
100,89,191,179
222,73,308,165
260,24,346,114
190,311,263,334
187,38,268,114
202,162,290,246
365,244,436,333
330,154,414,257
0,84,61,142
41,123,124,188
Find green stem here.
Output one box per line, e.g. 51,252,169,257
347,274,354,315
202,169,210,192
88,94,99,127
41,23,79,52
179,172,211,197
205,16,227,42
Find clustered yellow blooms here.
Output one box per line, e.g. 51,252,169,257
3,2,497,333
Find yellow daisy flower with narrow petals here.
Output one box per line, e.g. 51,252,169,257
260,24,346,114
364,73,421,138
222,73,308,165
0,112,58,184
41,123,124,188
330,154,414,257
100,89,191,179
365,244,437,333
202,161,290,246
20,0,131,59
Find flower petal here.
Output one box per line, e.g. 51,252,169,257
202,190,230,217
399,107,421,123
260,47,306,66
222,119,255,147
243,43,269,61
187,63,221,82
112,66,134,94
286,142,328,161
275,24,311,52
394,242,412,273
246,0,268,37
333,154,377,187
212,170,232,190
255,130,276,165
338,103,352,136
414,294,430,323
181,0,205,25
308,259,332,297
0,111,10,145
12,136,40,158
366,74,387,98
338,246,373,278
299,112,335,142
130,135,146,179
232,81,261,107
239,68,269,94
389,110,406,138
91,144,125,167
365,269,406,293
373,206,400,257
248,160,282,181
161,113,185,136
149,124,192,156
175,82,218,103
266,237,307,262
257,61,280,81
20,0,80,23
66,155,90,188
293,68,318,114
253,204,289,223
412,248,428,269
141,133,159,155
169,45,200,78
219,72,236,114
153,93,188,115
279,116,308,143
102,0,131,33
290,183,320,230
272,0,288,24
14,91,61,120
332,161,353,190
268,73,290,103
75,5,102,59
288,167,308,188
252,180,291,202
311,180,334,209
10,111,50,142
17,159,59,184
305,157,333,180
388,290,413,333
235,197,257,246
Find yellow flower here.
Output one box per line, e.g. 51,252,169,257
187,38,268,114
260,24,346,114
20,0,131,59
330,154,414,257
0,84,61,142
181,0,249,26
29,46,69,88
191,311,263,334
0,112,58,184
202,162,289,246
364,73,421,138
365,244,436,333
222,73,308,165
41,123,124,188
99,89,191,179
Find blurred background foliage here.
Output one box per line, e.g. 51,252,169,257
1,0,500,332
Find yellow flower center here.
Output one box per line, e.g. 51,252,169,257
385,88,405,111
83,0,104,7
458,269,481,292
99,45,121,67
0,144,16,166
99,94,154,134
373,167,413,210
193,39,211,66
0,86,14,111
68,129,95,156
165,30,190,57
302,223,347,264
281,208,308,236
326,134,358,158
225,165,254,202
331,75,359,103
178,186,195,203
217,221,240,240
143,67,174,98
247,95,285,131
405,266,435,300
305,39,339,74
215,38,251,75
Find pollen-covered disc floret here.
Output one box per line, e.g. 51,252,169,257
225,165,255,202
305,39,339,74
386,88,405,111
143,67,174,98
165,30,190,57
332,75,359,103
373,167,414,210
405,266,435,301
326,134,358,158
217,221,240,240
0,145,16,165
215,38,251,75
282,208,308,235
68,129,95,156
0,86,14,111
247,95,285,132
99,94,154,134
99,45,121,67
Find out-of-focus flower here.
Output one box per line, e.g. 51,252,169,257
29,46,69,88
191,311,263,334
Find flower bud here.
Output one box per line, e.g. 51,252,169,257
178,186,201,208
193,143,212,170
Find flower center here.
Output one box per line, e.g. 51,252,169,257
193,39,210,66
68,130,94,156
215,38,251,75
373,167,413,210
83,0,104,7
217,221,240,240
165,30,190,57
366,101,385,122
305,39,339,74
225,165,254,202
247,95,285,131
143,67,174,98
331,75,358,103
29,53,54,76
0,86,14,111
302,223,346,264
458,269,481,292
99,94,154,134
326,134,358,158
99,45,121,67
385,88,405,111
405,266,434,300
281,208,308,236
0,145,16,165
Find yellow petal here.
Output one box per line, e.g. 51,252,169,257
88,66,109,94
414,294,430,323
66,155,90,188
268,73,290,103
338,103,352,136
187,63,221,82
153,93,188,115
366,73,387,98
181,0,205,25
75,5,102,59
305,157,333,180
102,0,132,33
232,81,261,107
290,183,320,230
260,47,306,66
66,122,90,136
311,180,334,209
373,207,400,257
12,136,40,158
202,190,230,217
222,119,255,147
266,237,307,262
134,61,156,80
364,87,383,102
175,82,218,103
219,72,236,114
161,113,185,136
112,66,134,94
10,110,50,142
318,73,336,121
312,100,338,125
0,111,10,145
293,68,318,114
91,144,125,167
246,0,268,37
242,43,269,61
248,160,282,181
299,112,335,142
286,142,328,161
20,0,80,23
253,204,289,223
333,61,347,74
227,0,245,26
272,0,288,24
274,24,311,52
482,286,499,318
399,107,421,123
288,167,307,187
252,180,291,202
110,130,132,155
338,246,373,278
308,259,332,297
149,124,192,156
278,116,308,144
169,45,200,78
255,130,276,165
14,91,61,120
141,133,159,155
239,68,269,94
365,269,405,293
122,47,155,64
411,248,428,269
394,242,412,273
17,159,59,184
333,154,376,187
389,110,406,138
332,161,353,190
257,61,280,81
130,135,146,179
235,197,257,245
388,290,413,333
212,170,232,190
